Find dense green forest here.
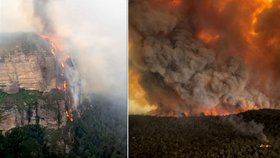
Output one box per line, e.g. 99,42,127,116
0,125,67,158
72,95,127,158
129,109,280,158
0,94,127,158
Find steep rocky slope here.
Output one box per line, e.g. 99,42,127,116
0,89,67,131
0,33,67,132
0,33,57,93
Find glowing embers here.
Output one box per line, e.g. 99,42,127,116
259,143,272,148
65,109,74,122
197,30,220,45
203,108,247,117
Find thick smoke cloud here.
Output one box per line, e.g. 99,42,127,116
32,0,53,34
51,0,127,100
223,116,268,142
129,0,280,115
0,0,126,102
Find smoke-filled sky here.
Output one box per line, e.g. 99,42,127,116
0,0,127,100
129,0,280,115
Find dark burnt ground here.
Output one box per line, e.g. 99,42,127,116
129,109,280,158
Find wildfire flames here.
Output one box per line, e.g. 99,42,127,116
41,34,74,122
65,110,74,122
260,143,272,148
197,30,220,45
129,0,280,116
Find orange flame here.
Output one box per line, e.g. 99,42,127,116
63,80,67,90
41,34,62,52
197,30,220,45
129,0,277,116
65,110,74,122
41,33,74,121
40,34,69,63
248,0,272,38
129,69,157,114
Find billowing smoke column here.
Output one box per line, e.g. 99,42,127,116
222,115,268,142
33,0,53,34
32,0,81,118
129,0,280,116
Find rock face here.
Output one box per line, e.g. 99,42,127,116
0,33,57,93
0,99,67,131
0,33,67,132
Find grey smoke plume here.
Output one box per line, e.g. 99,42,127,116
33,0,53,34
31,0,81,108
223,116,268,142
130,0,278,116
0,0,126,106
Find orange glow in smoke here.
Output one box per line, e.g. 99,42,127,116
248,0,272,37
201,105,257,116
267,37,278,46
169,0,181,7
63,80,67,91
197,30,220,45
130,0,279,116
40,34,69,63
41,34,63,52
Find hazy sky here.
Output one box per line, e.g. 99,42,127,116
0,0,127,99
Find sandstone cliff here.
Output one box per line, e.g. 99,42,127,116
0,33,67,132
0,33,57,93
0,93,67,131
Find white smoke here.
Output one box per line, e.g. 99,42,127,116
0,0,127,101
